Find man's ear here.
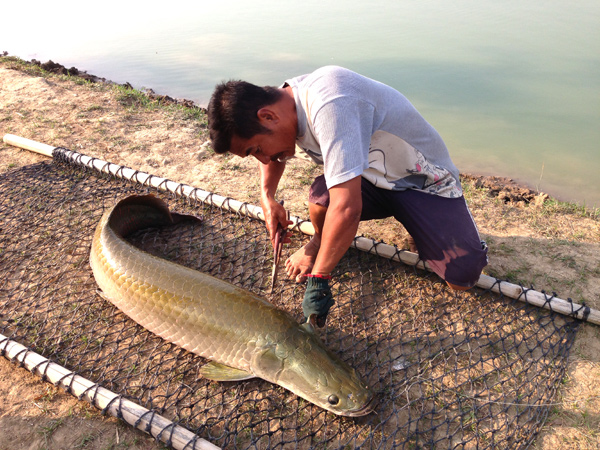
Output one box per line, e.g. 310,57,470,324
257,107,279,125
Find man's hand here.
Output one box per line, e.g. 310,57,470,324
302,276,334,327
259,160,292,245
263,199,293,244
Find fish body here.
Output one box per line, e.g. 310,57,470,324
89,195,373,416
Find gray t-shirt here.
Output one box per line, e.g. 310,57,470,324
285,66,462,198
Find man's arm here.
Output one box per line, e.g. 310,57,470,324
259,160,291,242
311,175,362,276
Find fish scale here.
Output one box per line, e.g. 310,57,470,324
90,194,373,416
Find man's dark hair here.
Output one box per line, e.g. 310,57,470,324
207,80,282,154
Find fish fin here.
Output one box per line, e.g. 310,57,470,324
252,346,283,378
199,362,256,381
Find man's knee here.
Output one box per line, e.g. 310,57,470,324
444,267,482,290
447,281,473,291
443,243,488,289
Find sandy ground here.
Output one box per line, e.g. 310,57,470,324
0,57,599,449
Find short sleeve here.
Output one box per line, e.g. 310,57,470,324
311,97,375,189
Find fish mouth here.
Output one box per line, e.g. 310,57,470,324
343,394,377,417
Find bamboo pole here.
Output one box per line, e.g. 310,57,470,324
350,236,600,324
2,134,316,236
0,334,220,450
4,133,598,327
3,133,54,157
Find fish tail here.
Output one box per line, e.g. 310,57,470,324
108,195,200,238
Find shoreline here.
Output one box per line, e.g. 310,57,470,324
0,53,556,208
0,53,206,111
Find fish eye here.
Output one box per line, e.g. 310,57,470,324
328,394,340,405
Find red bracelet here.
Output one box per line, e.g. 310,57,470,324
306,273,332,280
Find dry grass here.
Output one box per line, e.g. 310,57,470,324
1,56,599,449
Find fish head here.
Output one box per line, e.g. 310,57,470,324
252,325,374,416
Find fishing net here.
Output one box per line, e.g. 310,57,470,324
0,149,579,449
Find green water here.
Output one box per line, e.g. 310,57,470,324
2,0,599,207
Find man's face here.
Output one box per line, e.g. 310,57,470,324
229,102,297,165
229,131,296,165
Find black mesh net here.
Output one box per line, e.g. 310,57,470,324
0,151,579,449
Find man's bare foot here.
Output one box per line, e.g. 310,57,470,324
285,236,320,282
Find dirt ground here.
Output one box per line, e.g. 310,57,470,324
1,57,599,449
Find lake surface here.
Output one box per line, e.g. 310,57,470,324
2,0,599,208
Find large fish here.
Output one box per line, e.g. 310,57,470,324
89,195,374,416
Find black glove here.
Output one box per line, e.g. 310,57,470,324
302,276,334,327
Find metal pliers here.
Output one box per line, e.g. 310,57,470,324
270,201,290,292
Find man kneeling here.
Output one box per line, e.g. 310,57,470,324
207,66,488,327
